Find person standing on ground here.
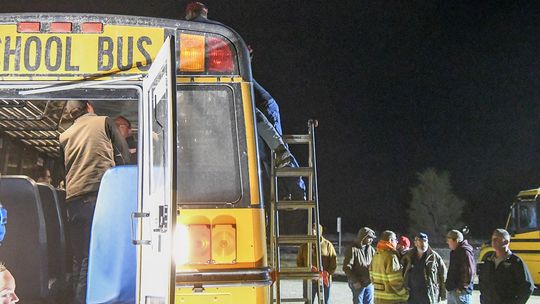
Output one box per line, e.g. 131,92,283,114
370,230,408,304
343,227,377,304
402,232,446,304
296,224,337,303
445,229,475,304
479,228,534,304
396,236,410,259
59,100,129,303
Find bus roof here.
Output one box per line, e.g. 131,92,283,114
516,188,540,201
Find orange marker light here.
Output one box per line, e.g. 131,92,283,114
179,33,205,72
81,22,103,33
211,224,236,264
50,22,72,33
187,224,211,264
17,22,40,33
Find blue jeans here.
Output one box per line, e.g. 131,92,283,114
348,282,374,304
447,289,471,304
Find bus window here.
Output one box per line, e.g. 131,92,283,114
176,86,241,204
517,202,538,231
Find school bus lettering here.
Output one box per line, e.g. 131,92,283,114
3,36,21,71
45,36,62,71
136,36,152,71
0,24,163,76
97,36,152,72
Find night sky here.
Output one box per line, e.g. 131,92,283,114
4,1,540,238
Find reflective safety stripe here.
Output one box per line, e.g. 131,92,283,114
375,291,408,301
370,271,402,281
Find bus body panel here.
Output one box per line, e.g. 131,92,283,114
0,13,267,303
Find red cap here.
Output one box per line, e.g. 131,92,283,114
397,236,410,248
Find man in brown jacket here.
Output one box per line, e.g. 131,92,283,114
297,224,337,303
343,227,377,304
59,100,129,304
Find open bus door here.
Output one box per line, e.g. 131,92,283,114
135,36,177,304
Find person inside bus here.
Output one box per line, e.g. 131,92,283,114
0,264,19,303
35,167,53,185
114,116,137,164
59,100,130,304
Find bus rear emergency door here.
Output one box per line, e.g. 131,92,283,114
136,36,177,304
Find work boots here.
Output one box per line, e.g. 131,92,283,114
274,144,293,168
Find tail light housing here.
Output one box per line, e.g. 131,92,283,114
211,224,237,264
178,33,237,74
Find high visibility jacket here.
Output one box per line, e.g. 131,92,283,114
370,246,408,304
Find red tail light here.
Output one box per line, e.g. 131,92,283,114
207,37,234,73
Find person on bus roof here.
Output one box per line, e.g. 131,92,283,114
59,100,129,304
114,116,137,164
184,1,223,25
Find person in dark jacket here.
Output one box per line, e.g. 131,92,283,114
402,233,446,304
60,100,130,303
479,228,534,304
343,227,377,304
445,230,475,304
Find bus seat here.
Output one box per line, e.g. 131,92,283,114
87,165,137,304
36,183,67,291
55,188,73,276
0,176,49,301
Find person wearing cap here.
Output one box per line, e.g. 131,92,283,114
343,227,376,304
402,233,446,304
445,229,475,304
59,100,129,303
370,230,408,304
478,228,534,304
396,236,410,259
296,224,337,303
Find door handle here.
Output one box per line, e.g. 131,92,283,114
131,212,151,245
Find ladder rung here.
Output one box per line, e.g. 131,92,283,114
279,298,309,303
278,271,320,280
277,235,317,244
276,167,313,177
283,134,311,144
277,200,316,210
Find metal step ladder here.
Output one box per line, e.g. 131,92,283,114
270,119,325,304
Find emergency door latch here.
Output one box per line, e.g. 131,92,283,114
131,212,151,245
154,205,168,233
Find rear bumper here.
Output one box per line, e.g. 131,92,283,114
176,267,272,288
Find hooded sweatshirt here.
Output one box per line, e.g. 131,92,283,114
446,240,475,293
342,227,376,287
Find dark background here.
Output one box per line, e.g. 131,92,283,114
4,1,540,238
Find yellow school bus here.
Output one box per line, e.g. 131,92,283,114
478,188,540,285
0,13,270,303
